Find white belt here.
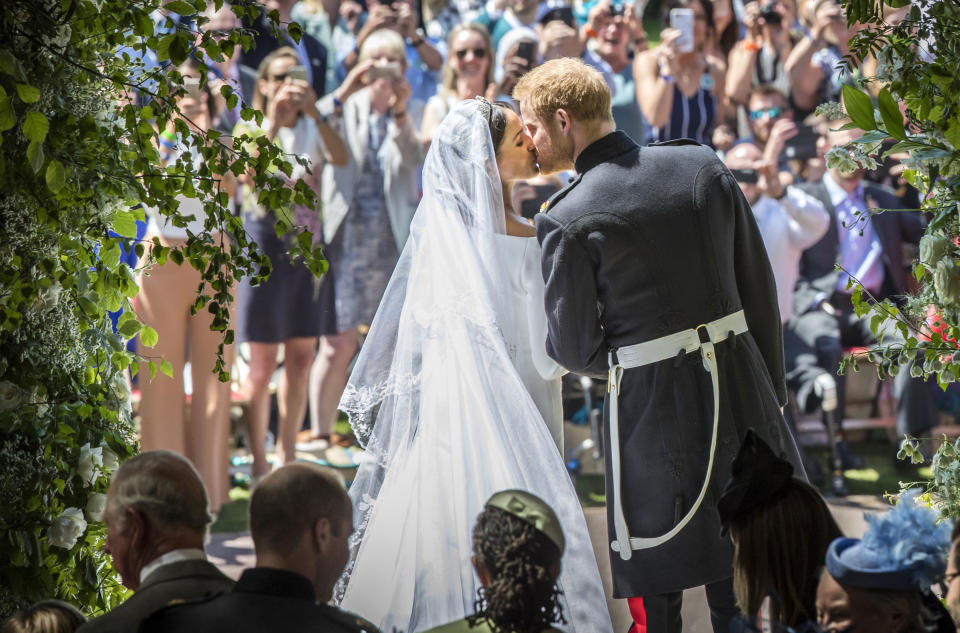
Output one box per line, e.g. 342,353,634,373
607,310,748,560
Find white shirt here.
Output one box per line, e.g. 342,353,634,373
139,548,206,586
751,186,830,322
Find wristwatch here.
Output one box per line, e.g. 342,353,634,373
407,28,426,47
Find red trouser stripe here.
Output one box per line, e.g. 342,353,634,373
628,596,647,633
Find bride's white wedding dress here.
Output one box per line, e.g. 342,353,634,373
336,100,612,633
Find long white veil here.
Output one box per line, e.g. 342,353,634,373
336,100,612,633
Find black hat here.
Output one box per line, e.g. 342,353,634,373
716,429,795,535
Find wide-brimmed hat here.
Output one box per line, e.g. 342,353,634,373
716,429,795,535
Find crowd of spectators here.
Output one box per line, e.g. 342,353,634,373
124,0,934,506
7,0,951,629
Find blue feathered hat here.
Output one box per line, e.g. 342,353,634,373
825,489,951,591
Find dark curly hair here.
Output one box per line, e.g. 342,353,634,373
467,505,566,633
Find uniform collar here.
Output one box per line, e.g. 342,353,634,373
574,130,636,175
236,567,316,601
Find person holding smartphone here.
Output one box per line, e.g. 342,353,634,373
421,23,496,145
306,29,426,456
634,0,727,146
136,59,238,515
234,47,349,481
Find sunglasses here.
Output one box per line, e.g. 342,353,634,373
270,73,289,82
748,106,785,120
455,47,487,60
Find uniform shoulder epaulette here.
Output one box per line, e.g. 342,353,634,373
647,138,701,146
317,602,382,633
541,173,583,215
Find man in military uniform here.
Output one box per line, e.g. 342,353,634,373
141,464,379,633
514,58,804,633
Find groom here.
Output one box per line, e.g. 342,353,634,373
514,58,804,633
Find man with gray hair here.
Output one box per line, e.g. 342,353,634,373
77,451,233,633
141,463,379,633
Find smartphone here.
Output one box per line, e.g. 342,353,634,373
783,124,819,160
287,65,308,82
368,61,402,81
516,40,536,67
670,8,695,53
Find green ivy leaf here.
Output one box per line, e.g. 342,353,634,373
26,140,45,173
157,33,175,62
159,358,174,378
45,159,65,193
842,84,876,131
945,120,960,150
112,210,139,238
17,83,40,103
24,110,50,143
117,318,142,338
147,360,158,380
0,95,14,132
877,89,906,140
140,326,159,347
169,33,190,66
164,0,198,15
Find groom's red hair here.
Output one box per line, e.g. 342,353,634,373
513,58,612,126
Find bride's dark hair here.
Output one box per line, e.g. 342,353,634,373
475,97,513,158
468,505,567,633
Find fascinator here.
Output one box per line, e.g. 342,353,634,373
716,429,795,535
486,489,565,554
825,489,951,591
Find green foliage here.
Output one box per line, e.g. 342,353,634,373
0,0,325,617
825,0,960,394
899,436,960,520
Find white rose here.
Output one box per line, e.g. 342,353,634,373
100,444,119,473
0,381,24,412
77,443,103,486
85,493,108,523
47,507,88,549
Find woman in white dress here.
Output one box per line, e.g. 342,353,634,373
335,98,612,633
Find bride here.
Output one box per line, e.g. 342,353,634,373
336,98,612,633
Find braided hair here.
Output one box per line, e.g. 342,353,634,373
468,505,566,633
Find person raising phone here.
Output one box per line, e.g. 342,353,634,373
306,29,427,455
634,0,727,146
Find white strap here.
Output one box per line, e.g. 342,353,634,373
607,310,747,560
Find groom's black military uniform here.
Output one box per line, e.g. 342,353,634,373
139,568,380,633
536,132,804,632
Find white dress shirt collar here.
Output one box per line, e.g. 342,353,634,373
139,548,206,586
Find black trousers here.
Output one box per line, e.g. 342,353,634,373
633,577,740,633
787,294,936,437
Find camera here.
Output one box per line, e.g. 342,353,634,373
760,1,782,24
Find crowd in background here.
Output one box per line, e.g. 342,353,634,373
5,0,952,630
126,0,936,513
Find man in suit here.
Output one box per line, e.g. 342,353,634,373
515,58,804,633
789,121,936,441
141,463,379,633
237,0,328,104
77,451,233,633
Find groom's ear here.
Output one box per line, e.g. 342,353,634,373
556,108,571,136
